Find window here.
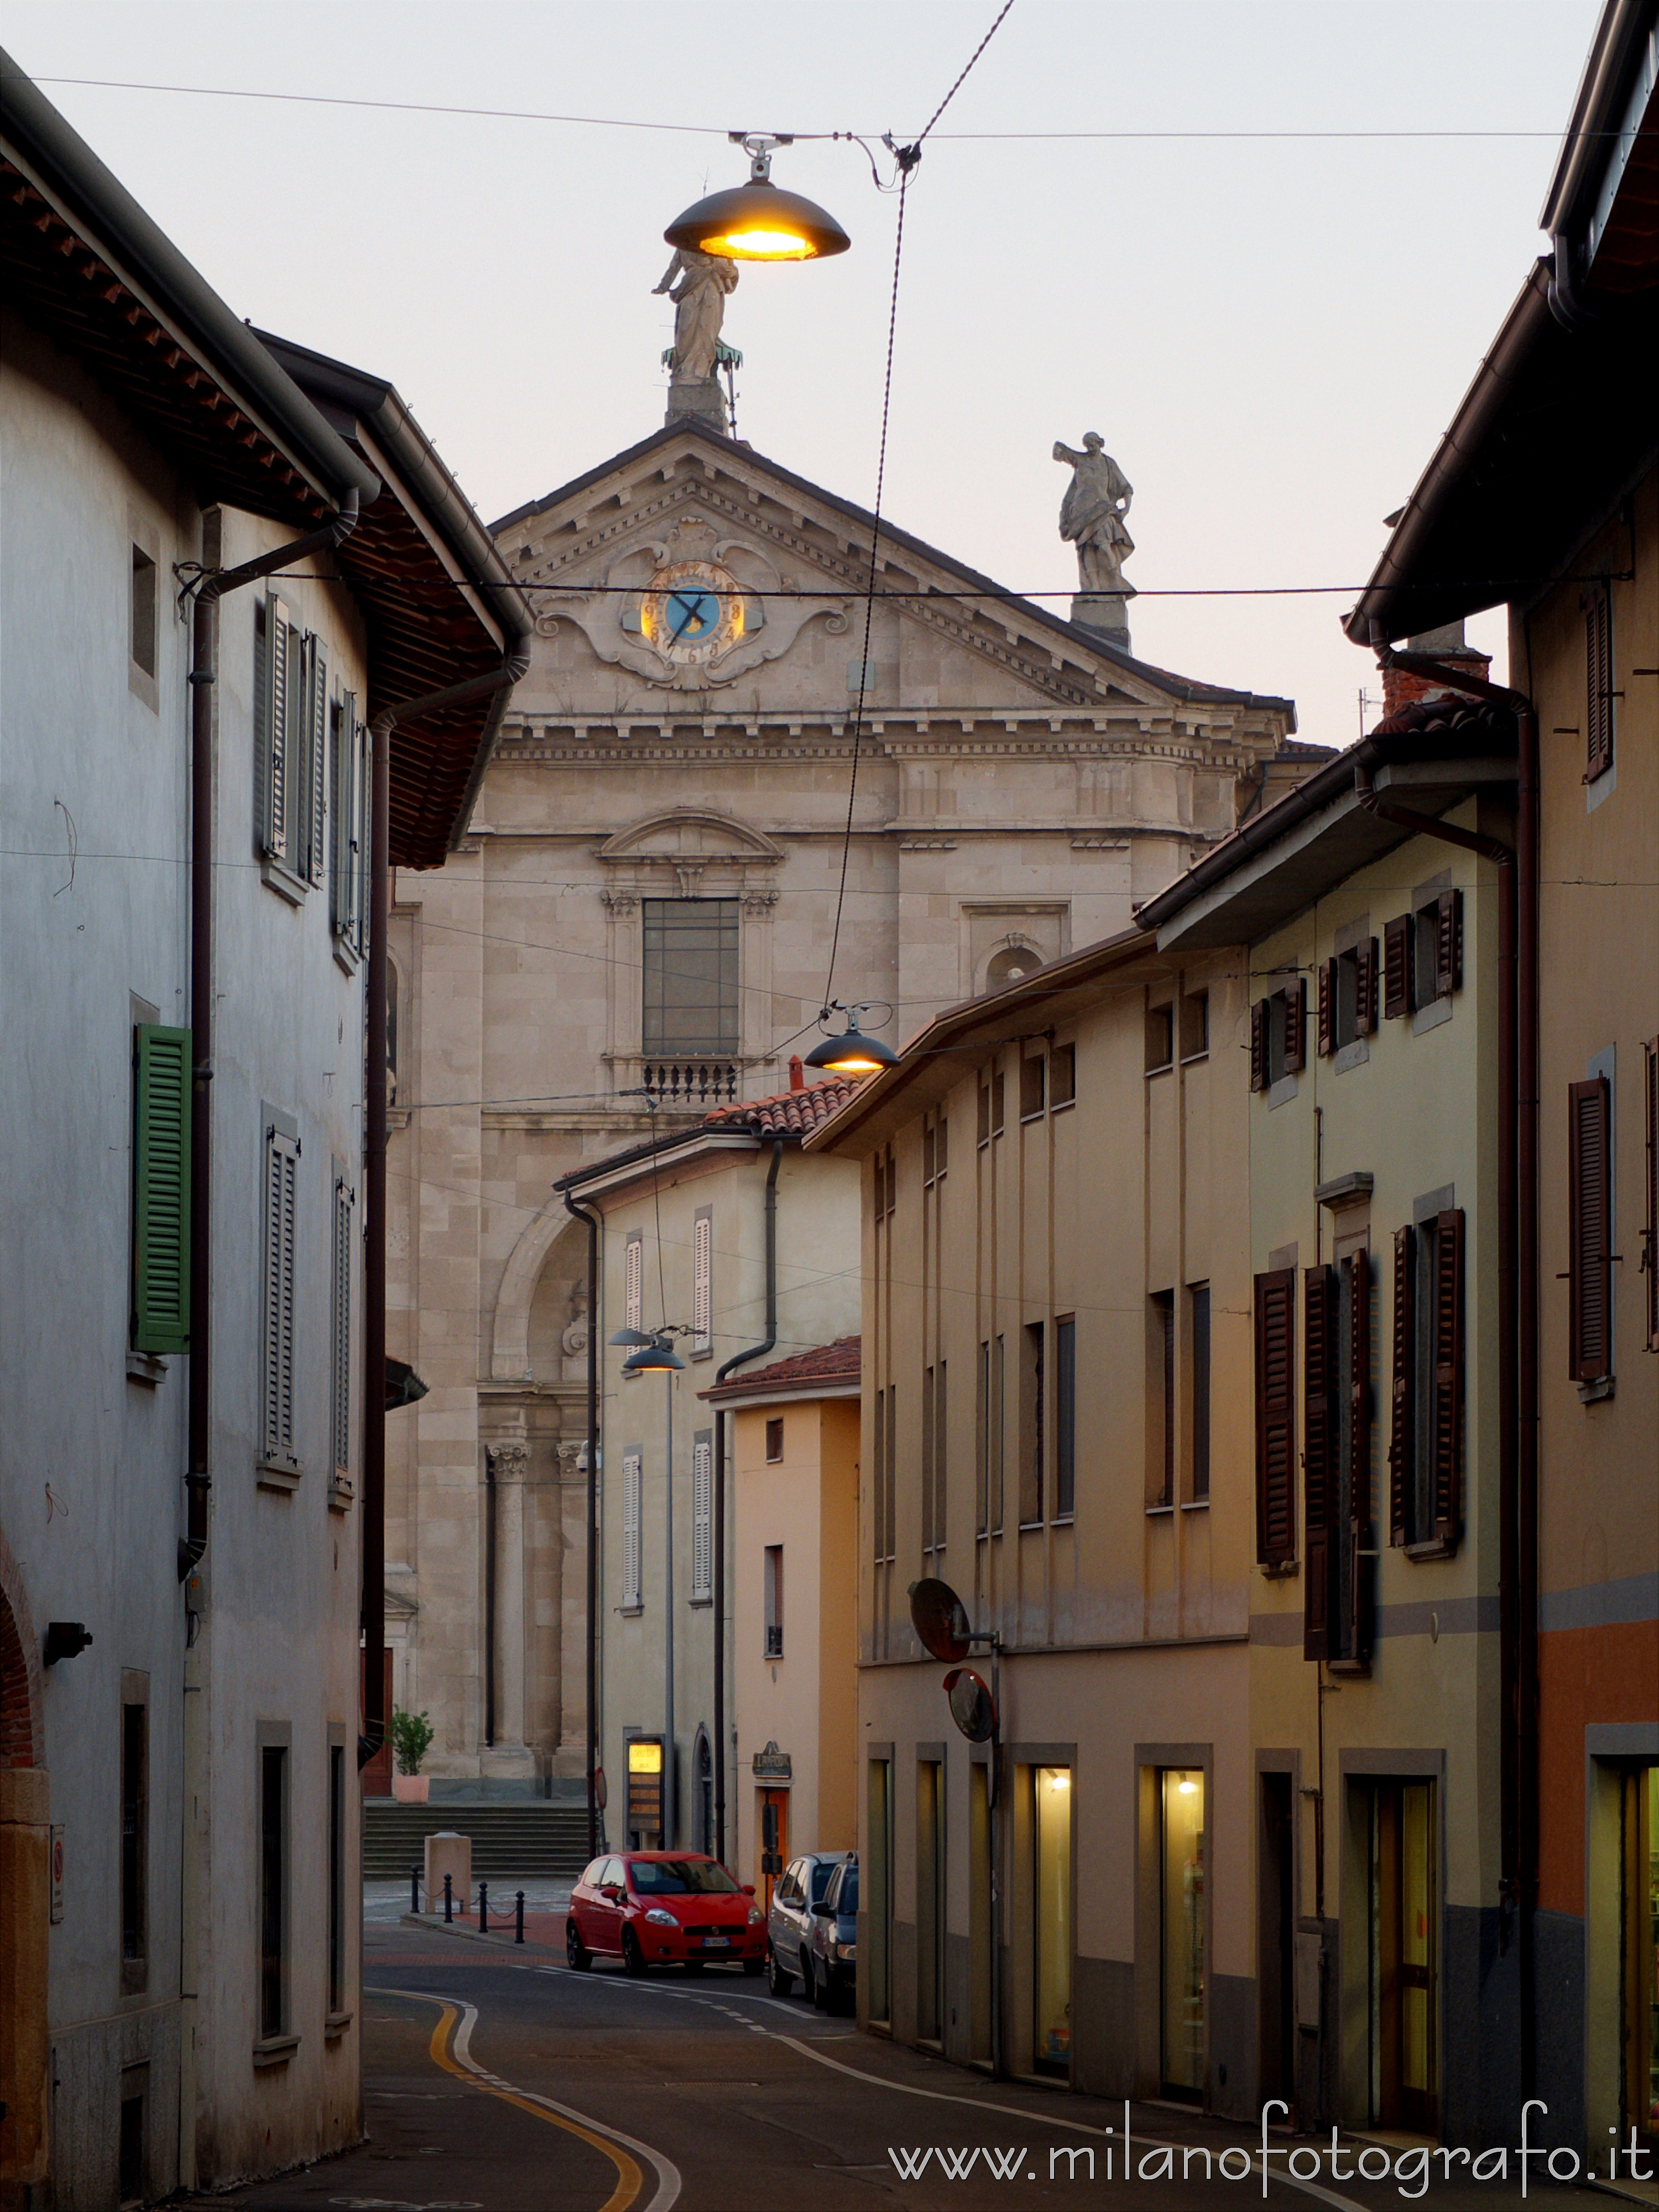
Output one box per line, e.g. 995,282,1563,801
990,1069,1005,1138
1569,1076,1614,1385
764,1544,784,1657
641,898,738,1056
331,1166,354,1496
976,1343,991,1537
255,594,326,888
1318,940,1379,1056
1150,1291,1175,1507
873,1388,887,1563
130,544,156,679
764,1416,784,1463
692,1208,712,1358
1249,979,1307,1091
329,691,369,958
327,1741,346,2017
1383,891,1462,1020
1304,1254,1372,1664
985,943,1042,991
874,1147,896,1220
1055,1315,1076,1519
691,1433,713,1603
1254,1269,1296,1565
259,1744,288,2040
923,1113,949,1184
1180,993,1209,1063
260,1113,300,1475
624,1230,642,1338
922,1361,947,1554
1585,580,1615,784
1021,1053,1046,1120
1389,1213,1465,1550
884,1387,896,1560
1646,1041,1658,1354
1051,1042,1076,1109
119,2083,145,2205
1020,1322,1044,1526
121,1693,148,1990
1145,1004,1174,1074
1190,1285,1211,1502
621,1450,643,1610
132,1024,191,1355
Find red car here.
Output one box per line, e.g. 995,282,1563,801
566,1852,767,1976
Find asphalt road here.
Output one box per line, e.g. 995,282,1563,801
189,1918,1621,2212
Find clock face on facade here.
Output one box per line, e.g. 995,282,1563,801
640,559,745,666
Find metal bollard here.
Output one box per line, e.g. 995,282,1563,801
443,1871,453,1924
411,1864,420,1916
478,1881,489,1936
515,1889,525,1945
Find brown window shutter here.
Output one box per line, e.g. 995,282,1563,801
1384,915,1411,1019
1585,590,1613,782
1646,1041,1659,1353
1357,938,1379,1035
1569,1077,1613,1381
1317,959,1334,1057
1434,889,1463,999
1250,1000,1269,1092
1389,1224,1416,1546
1302,1264,1337,1661
1347,1253,1373,1662
1283,977,1307,1076
1254,1269,1296,1566
1430,1209,1465,1542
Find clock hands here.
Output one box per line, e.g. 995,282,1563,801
666,588,709,640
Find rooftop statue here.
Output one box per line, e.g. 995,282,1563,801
655,249,739,429
1053,432,1136,648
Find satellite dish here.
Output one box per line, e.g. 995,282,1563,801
909,1577,972,1663
943,1667,998,1744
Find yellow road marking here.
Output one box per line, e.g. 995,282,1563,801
416,1996,644,2212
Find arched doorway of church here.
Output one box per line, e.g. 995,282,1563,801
0,1566,50,2197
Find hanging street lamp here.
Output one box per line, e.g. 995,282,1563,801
664,134,851,264
804,1002,899,1077
621,1335,687,1375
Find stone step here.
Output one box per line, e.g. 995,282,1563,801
362,1801,592,1877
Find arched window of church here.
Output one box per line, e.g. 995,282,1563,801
984,945,1042,994
642,899,739,1057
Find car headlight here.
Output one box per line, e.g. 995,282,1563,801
747,1905,764,1924
834,1940,857,1962
644,1907,679,1928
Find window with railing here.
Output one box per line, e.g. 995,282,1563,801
642,898,739,1057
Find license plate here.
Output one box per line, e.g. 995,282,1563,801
701,1935,731,1949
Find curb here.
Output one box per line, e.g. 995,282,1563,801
398,1911,557,1952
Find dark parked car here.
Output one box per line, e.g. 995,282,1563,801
766,1852,843,1996
806,1851,857,2012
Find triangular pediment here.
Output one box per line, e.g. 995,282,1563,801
491,424,1290,731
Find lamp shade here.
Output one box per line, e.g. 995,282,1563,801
664,179,850,263
622,1338,686,1374
804,1015,898,1076
608,1327,655,1348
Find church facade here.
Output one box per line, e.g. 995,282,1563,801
384,416,1310,1796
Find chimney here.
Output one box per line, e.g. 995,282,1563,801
788,1054,805,1092
1380,618,1492,720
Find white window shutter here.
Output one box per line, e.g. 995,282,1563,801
625,1234,643,1333
262,1124,300,1468
691,1436,712,1600
306,638,328,886
331,1167,354,1481
692,1211,712,1355
257,594,293,861
622,1449,643,1609
330,694,351,938
353,713,371,958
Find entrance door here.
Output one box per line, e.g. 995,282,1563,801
1160,1768,1207,2096
1622,1767,1658,2153
1034,1765,1072,2075
1369,1781,1437,2132
1259,1772,1295,2113
916,1760,943,2042
758,1788,788,1911
360,1650,394,1796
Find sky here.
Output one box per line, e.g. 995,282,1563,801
7,0,1603,745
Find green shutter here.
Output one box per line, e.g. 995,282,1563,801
133,1024,191,1352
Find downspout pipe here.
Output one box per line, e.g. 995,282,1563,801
359,647,529,1768
562,1187,602,1861
180,488,362,1583
712,1135,784,1867
1364,642,1541,2088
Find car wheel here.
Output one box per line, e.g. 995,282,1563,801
810,1953,829,2010
828,1968,852,2016
767,1947,794,1997
741,1957,764,1978
566,1921,591,1972
622,1927,648,1978
799,1949,816,2004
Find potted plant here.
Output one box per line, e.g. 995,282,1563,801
390,1707,435,1803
